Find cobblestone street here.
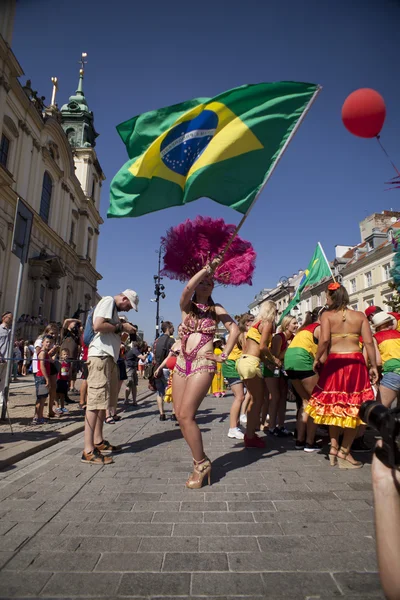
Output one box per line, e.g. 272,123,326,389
0,392,382,599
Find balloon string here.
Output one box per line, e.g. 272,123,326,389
376,135,400,176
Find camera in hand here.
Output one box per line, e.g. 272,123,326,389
359,401,400,468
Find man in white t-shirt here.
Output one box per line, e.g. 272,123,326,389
82,289,139,465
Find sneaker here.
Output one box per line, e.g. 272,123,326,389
304,442,321,453
278,427,293,437
81,448,113,465
54,408,63,414
295,440,305,450
228,427,245,440
94,439,122,454
244,434,266,449
239,414,247,426
352,437,372,453
61,408,69,414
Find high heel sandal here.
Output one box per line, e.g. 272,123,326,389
186,456,212,489
329,446,338,467
337,446,363,469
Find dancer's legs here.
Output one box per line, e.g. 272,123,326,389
265,377,280,431
173,371,214,462
277,377,288,428
229,382,245,429
245,376,265,438
294,374,319,444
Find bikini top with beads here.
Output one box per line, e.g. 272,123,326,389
181,309,217,362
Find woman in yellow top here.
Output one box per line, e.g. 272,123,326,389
236,301,278,448
209,339,226,397
306,283,378,468
371,311,400,408
222,313,254,440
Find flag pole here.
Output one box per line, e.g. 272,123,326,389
218,85,322,261
318,240,336,283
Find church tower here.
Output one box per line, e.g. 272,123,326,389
60,53,104,216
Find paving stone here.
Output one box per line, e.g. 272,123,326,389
60,522,119,537
280,521,340,535
42,572,121,596
191,572,265,596
0,551,39,571
52,510,105,523
0,571,52,596
116,523,173,537
1,532,31,552
21,551,100,572
163,552,229,572
318,499,372,511
226,522,282,536
0,521,16,535
95,552,163,571
117,492,162,502
5,522,45,537
180,501,227,512
351,509,375,522
132,501,180,512
20,534,79,553
73,536,142,553
332,571,383,595
119,572,190,596
261,572,341,597
138,536,199,552
227,501,275,512
257,535,319,553
273,499,322,511
152,511,203,523
313,534,375,552
204,512,255,523
0,551,15,569
172,523,228,537
83,501,134,512
199,536,259,552
99,511,154,523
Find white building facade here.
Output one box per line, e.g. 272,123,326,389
0,0,104,339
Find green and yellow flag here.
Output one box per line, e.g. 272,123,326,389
108,82,319,218
279,242,332,322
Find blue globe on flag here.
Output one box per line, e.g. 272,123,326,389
160,110,218,176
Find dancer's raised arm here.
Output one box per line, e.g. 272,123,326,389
180,258,220,311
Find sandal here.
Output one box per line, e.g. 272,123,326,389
81,448,113,465
105,416,115,424
337,446,363,469
329,445,338,467
113,414,122,422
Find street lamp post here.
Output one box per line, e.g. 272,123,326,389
154,247,166,339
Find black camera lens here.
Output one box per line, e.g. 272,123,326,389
360,401,389,431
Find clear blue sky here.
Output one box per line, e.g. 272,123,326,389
13,0,400,340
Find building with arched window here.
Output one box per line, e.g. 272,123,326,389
0,0,104,337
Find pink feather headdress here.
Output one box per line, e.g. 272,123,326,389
161,215,256,286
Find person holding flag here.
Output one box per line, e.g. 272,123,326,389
279,242,332,323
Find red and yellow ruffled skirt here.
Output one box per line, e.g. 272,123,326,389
305,352,374,428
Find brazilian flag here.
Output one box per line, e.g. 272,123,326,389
108,81,319,218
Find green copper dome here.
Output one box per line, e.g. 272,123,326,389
61,69,98,148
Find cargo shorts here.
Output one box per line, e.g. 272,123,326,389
87,356,118,410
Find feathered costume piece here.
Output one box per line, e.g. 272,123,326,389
390,230,400,292
161,215,256,286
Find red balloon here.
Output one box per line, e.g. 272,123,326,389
342,88,386,138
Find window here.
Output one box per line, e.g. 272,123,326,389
86,236,92,260
350,278,356,293
383,263,391,281
365,298,375,307
388,230,394,242
69,220,75,245
39,171,53,224
365,271,372,287
0,134,10,168
91,178,96,199
351,303,358,311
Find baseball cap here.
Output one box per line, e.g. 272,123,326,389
122,289,139,312
365,306,377,318
371,311,394,328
